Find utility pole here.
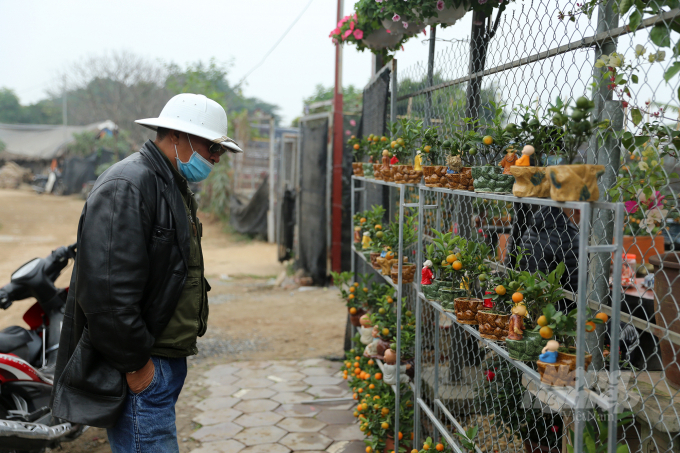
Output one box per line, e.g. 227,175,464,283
331,0,344,273
62,80,68,143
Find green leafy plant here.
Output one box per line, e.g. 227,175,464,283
443,237,491,300
487,249,530,315
381,213,418,253
547,96,607,165
441,117,481,167
477,101,513,165
420,126,446,165
566,409,634,453
388,118,423,164
455,425,479,451
516,263,567,326
348,134,368,162
425,228,458,280
507,104,565,166
533,303,603,351
366,133,390,163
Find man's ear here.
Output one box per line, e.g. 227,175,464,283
169,130,181,145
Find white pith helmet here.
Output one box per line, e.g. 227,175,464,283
135,93,243,153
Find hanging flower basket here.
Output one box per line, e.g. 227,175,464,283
362,27,404,50
548,164,605,202
424,5,468,26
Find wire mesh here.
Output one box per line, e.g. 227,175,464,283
349,1,680,452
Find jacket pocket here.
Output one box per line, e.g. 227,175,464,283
62,327,125,398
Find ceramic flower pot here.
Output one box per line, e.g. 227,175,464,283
391,263,416,284
422,279,441,300
363,27,403,50
349,308,366,327
454,298,484,325
381,166,394,182
471,165,514,194
392,164,423,184
506,331,548,361
537,351,592,387
650,253,680,389
621,234,665,264
509,166,550,198
352,162,364,177
422,165,447,187
362,163,374,178
446,167,473,191
370,252,381,269
383,436,395,453
438,287,466,308
476,310,510,341
372,164,383,180
548,164,605,202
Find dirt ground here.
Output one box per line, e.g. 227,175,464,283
0,188,347,452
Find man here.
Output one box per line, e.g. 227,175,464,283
50,93,243,453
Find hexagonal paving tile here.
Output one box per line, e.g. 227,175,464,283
209,385,240,398
303,376,343,386
205,374,240,386
233,361,272,370
239,388,276,400
233,378,275,389
193,408,242,426
266,365,299,374
320,424,364,442
234,426,287,446
301,367,337,376
204,364,239,378
233,411,284,428
240,444,291,453
305,386,349,398
315,410,357,425
271,381,309,393
297,358,327,367
271,392,312,404
234,399,280,413
279,432,333,451
235,368,274,379
190,439,245,453
277,417,326,433
197,397,241,411
274,371,306,381
327,441,367,453
274,404,322,418
321,401,356,411
191,422,243,443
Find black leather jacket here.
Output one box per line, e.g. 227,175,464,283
51,141,190,428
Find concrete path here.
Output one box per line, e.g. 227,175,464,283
188,359,365,453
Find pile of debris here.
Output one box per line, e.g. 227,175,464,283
0,161,32,189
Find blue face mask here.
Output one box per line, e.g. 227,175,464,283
175,135,214,182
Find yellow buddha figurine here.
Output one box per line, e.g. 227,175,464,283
414,150,423,172
516,145,534,167
361,232,372,250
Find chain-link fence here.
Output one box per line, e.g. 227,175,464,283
349,1,680,452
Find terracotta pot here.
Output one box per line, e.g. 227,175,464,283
352,162,364,177
446,167,473,191
423,165,448,187
476,310,510,341
537,351,592,387
548,164,605,202
370,252,381,269
620,234,665,264
384,436,395,453
509,166,550,198
376,338,391,358
373,164,383,180
471,165,513,193
454,298,483,325
391,263,416,284
349,308,367,327
523,439,560,453
650,253,680,389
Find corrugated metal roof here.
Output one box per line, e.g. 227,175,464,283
0,121,111,161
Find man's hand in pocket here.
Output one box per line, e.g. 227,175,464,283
126,359,155,393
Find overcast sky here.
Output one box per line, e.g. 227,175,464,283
0,0,459,126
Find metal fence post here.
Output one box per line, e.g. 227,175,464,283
425,25,437,128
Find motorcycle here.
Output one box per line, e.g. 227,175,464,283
0,244,85,452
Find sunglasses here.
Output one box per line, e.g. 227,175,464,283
208,142,228,157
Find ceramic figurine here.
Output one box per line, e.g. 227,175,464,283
507,304,527,340
359,314,373,345
421,260,434,285
354,226,362,243
516,145,534,167
364,326,380,356
414,150,423,172
381,149,391,171
382,349,411,385
446,154,463,174
499,150,518,174
538,340,560,363
361,232,372,250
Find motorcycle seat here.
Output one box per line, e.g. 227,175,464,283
0,325,36,353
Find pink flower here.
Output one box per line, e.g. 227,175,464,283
625,200,639,214
350,119,356,126
345,130,351,136
402,21,409,29
349,21,355,30
340,16,349,24
392,13,400,21
353,29,364,40
437,0,445,10
342,29,352,40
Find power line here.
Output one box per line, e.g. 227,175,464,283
234,0,316,90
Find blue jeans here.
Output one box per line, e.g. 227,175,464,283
107,356,187,453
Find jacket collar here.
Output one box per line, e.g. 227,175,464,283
139,140,190,268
